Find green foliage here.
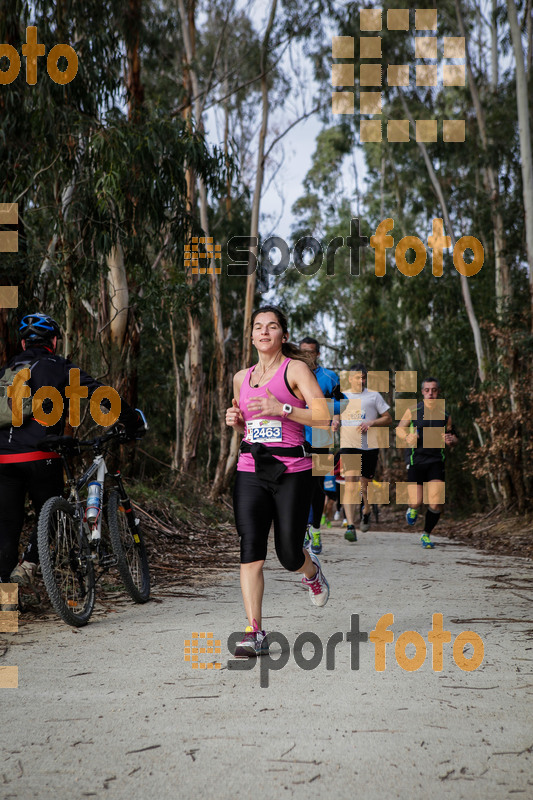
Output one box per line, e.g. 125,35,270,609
1,0,530,510
274,0,532,510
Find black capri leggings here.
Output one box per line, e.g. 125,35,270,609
0,459,64,581
309,474,325,528
233,469,313,571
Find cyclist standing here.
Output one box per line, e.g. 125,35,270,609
0,313,142,595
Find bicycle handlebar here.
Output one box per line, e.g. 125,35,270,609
37,409,148,453
37,428,117,453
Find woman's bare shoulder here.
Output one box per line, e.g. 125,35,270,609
287,358,312,380
233,368,250,390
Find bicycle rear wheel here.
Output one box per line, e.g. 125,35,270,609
37,497,95,627
107,489,150,603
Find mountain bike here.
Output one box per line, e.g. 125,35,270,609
36,414,150,627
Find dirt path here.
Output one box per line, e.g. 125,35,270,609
2,526,532,799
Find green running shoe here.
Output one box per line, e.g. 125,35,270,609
406,507,418,526
344,525,357,543
310,527,322,555
420,533,435,549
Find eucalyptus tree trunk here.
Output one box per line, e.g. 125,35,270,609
169,315,182,471
224,0,279,489
177,0,232,492
400,95,501,504
126,0,145,121
101,0,144,409
455,0,511,318
507,0,533,331
223,60,232,220
107,242,129,349
400,96,486,382
242,0,278,367
526,0,532,77
176,0,204,473
491,0,498,89
49,180,76,360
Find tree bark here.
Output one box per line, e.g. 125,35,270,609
177,0,232,492
455,0,511,318
400,94,504,500
125,0,145,121
99,0,144,410
223,60,232,220
177,0,204,473
181,307,204,472
526,0,532,77
169,315,181,471
221,0,279,490
107,242,129,349
507,0,533,331
491,0,498,89
399,94,486,382
242,0,278,367
63,256,74,360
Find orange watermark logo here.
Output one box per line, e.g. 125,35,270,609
227,218,483,280
332,8,466,144
227,614,485,687
184,632,222,670
2,367,122,428
0,202,19,309
0,27,78,85
0,584,19,689
185,237,222,275
1,204,121,430
369,613,484,672
311,368,450,507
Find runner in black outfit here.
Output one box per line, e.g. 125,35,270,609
397,376,458,548
0,313,143,595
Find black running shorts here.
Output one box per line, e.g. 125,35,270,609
407,461,445,485
233,469,313,570
338,448,379,480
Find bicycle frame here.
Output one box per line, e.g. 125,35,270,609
59,437,140,542
36,416,150,626
74,454,107,542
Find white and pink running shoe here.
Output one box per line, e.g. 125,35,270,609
302,553,330,607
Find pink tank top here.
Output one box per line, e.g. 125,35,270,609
238,357,312,474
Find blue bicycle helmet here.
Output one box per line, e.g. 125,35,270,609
19,313,62,342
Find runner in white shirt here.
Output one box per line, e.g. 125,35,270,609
339,363,391,541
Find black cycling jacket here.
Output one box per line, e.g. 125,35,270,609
0,346,139,458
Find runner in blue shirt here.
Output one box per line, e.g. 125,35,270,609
299,337,341,555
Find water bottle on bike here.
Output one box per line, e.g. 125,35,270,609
86,481,102,526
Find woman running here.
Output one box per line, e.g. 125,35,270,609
226,305,330,657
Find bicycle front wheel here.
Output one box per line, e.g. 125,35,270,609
107,490,150,603
37,497,95,627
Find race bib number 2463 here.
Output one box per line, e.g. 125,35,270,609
245,419,283,443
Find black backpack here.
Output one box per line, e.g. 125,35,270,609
0,356,40,429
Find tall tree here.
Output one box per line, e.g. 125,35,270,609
506,0,533,330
